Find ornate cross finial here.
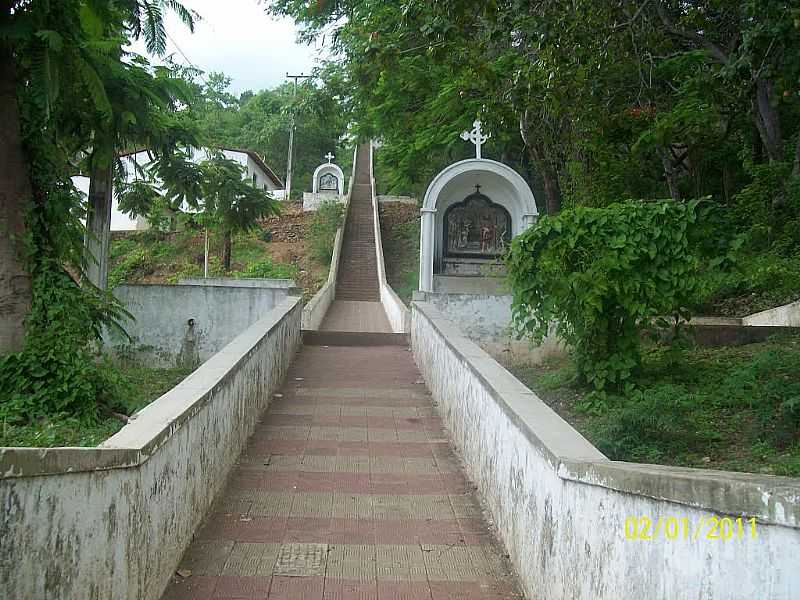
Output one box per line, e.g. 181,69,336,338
460,120,490,159
474,184,482,194
325,152,334,164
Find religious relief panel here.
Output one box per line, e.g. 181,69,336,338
319,173,339,191
443,186,512,259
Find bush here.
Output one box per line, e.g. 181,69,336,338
233,257,297,279
507,199,726,390
309,200,345,265
587,385,719,462
0,259,130,423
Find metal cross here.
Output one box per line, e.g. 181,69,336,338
460,120,490,159
474,184,482,194
325,152,335,164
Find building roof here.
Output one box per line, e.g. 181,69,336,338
117,146,284,189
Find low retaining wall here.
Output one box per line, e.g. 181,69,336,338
0,296,303,600
108,282,292,366
743,299,800,327
370,141,409,333
302,191,346,212
178,277,297,290
411,301,800,600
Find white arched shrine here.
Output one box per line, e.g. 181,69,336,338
419,127,538,292
312,162,345,195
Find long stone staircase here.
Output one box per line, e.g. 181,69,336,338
334,144,380,302
320,143,391,333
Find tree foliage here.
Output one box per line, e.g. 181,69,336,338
508,200,728,391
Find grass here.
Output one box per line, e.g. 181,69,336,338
0,362,193,448
509,335,800,477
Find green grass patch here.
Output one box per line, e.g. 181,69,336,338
0,362,193,448
509,336,800,477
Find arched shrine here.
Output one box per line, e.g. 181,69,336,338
419,121,538,292
304,152,346,211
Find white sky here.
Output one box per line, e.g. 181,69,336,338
133,0,322,94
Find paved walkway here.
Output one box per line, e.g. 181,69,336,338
320,301,391,333
162,343,522,600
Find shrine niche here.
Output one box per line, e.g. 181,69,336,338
444,185,511,259
419,121,539,292
319,172,339,192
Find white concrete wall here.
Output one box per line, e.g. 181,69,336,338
411,301,800,600
302,191,346,212
370,141,410,333
108,283,293,366
743,299,800,327
178,277,297,290
0,297,303,600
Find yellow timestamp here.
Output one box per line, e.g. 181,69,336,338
625,516,758,541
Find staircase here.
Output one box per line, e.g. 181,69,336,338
335,144,380,302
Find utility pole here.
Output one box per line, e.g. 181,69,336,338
285,72,311,201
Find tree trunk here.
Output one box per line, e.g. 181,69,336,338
84,164,114,289
660,148,681,200
793,133,800,178
520,113,562,215
753,78,783,163
0,39,33,353
222,228,232,271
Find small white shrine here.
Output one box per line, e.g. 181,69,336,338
419,121,538,293
303,152,346,211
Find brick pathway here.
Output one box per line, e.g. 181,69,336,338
161,344,523,600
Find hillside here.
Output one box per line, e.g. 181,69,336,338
108,202,329,299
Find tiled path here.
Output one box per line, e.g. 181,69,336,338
321,301,391,333
162,344,523,600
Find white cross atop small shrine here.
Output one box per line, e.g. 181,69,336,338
325,152,335,164
460,120,490,159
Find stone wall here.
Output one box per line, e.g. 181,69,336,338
107,282,293,366
0,297,303,600
411,301,800,600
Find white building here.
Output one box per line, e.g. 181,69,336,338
72,147,284,231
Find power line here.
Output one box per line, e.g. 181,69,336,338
165,29,208,86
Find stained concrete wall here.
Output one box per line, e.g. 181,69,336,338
411,301,800,600
0,297,303,600
108,282,293,366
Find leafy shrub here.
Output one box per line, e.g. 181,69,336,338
233,257,297,279
508,200,725,390
309,200,345,265
0,258,130,424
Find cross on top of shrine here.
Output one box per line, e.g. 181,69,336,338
460,120,490,159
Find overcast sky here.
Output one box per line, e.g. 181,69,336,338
135,0,322,95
